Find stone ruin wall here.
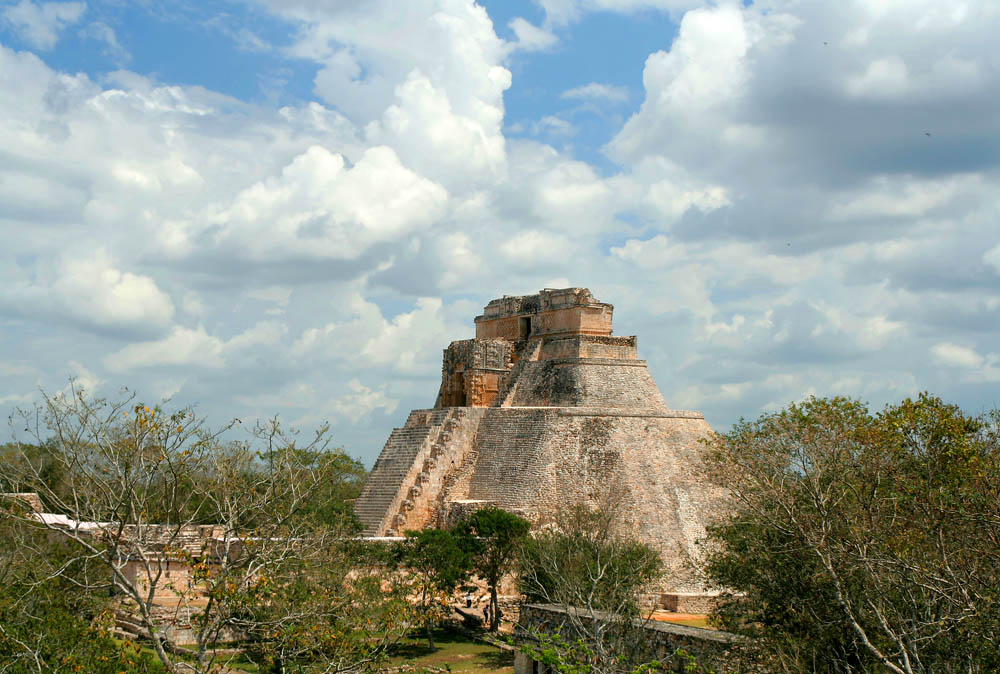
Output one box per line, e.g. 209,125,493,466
506,358,669,410
435,338,513,408
353,287,730,593
455,408,724,592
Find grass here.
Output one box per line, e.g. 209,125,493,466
385,627,514,673
662,616,712,628
116,627,513,673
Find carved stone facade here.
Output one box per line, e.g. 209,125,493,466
353,288,729,593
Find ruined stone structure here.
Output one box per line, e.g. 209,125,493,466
354,288,728,592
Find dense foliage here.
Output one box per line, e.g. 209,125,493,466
0,513,163,673
457,506,531,631
0,385,399,674
704,394,1000,674
400,527,474,649
519,503,662,618
517,501,664,674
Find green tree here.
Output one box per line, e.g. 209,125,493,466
0,509,163,673
459,506,530,631
0,383,399,674
517,498,664,673
401,527,472,650
703,394,1000,674
240,537,414,673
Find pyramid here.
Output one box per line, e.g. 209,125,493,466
353,288,727,592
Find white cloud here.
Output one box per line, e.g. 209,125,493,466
104,320,285,373
932,343,984,369
366,70,507,189
609,3,760,163
106,326,224,372
826,174,981,221
2,0,1000,466
531,115,576,137
500,230,574,266
294,295,461,376
2,0,85,50
508,17,558,52
51,253,175,330
845,55,910,100
65,360,103,395
266,0,510,131
2,251,175,336
985,244,1000,274
561,82,629,103
332,379,399,420
207,145,448,261
360,297,451,373
536,0,703,28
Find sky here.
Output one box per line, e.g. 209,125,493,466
1,0,998,466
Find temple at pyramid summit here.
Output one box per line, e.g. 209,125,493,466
353,288,728,593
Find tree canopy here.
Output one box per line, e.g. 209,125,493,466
0,384,412,674
703,394,1000,674
459,506,530,631
401,527,473,649
517,499,664,674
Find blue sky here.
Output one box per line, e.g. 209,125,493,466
1,0,999,465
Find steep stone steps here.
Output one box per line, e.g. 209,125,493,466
354,411,453,535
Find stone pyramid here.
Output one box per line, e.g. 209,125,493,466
353,288,727,592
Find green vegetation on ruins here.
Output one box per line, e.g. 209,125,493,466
3,385,999,673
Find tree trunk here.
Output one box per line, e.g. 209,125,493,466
490,585,499,632
425,618,436,651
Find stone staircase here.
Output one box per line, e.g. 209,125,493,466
389,407,486,533
354,409,455,536
496,338,543,407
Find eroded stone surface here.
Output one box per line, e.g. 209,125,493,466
353,288,728,592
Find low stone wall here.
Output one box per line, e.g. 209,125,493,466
659,592,721,615
514,604,743,674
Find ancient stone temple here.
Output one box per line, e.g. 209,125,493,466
354,288,727,592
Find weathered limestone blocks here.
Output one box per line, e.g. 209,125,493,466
475,288,613,340
355,288,729,593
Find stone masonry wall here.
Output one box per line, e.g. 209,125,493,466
447,409,727,592
462,408,558,508
538,335,637,361
507,359,669,411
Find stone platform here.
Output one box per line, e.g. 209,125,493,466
354,288,729,592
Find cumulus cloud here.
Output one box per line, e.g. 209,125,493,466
206,145,448,261
332,379,399,420
2,0,85,50
536,0,703,28
106,326,225,372
105,321,285,373
366,71,508,189
295,295,461,375
1,0,999,466
2,251,175,337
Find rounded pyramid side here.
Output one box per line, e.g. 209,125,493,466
462,409,729,593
